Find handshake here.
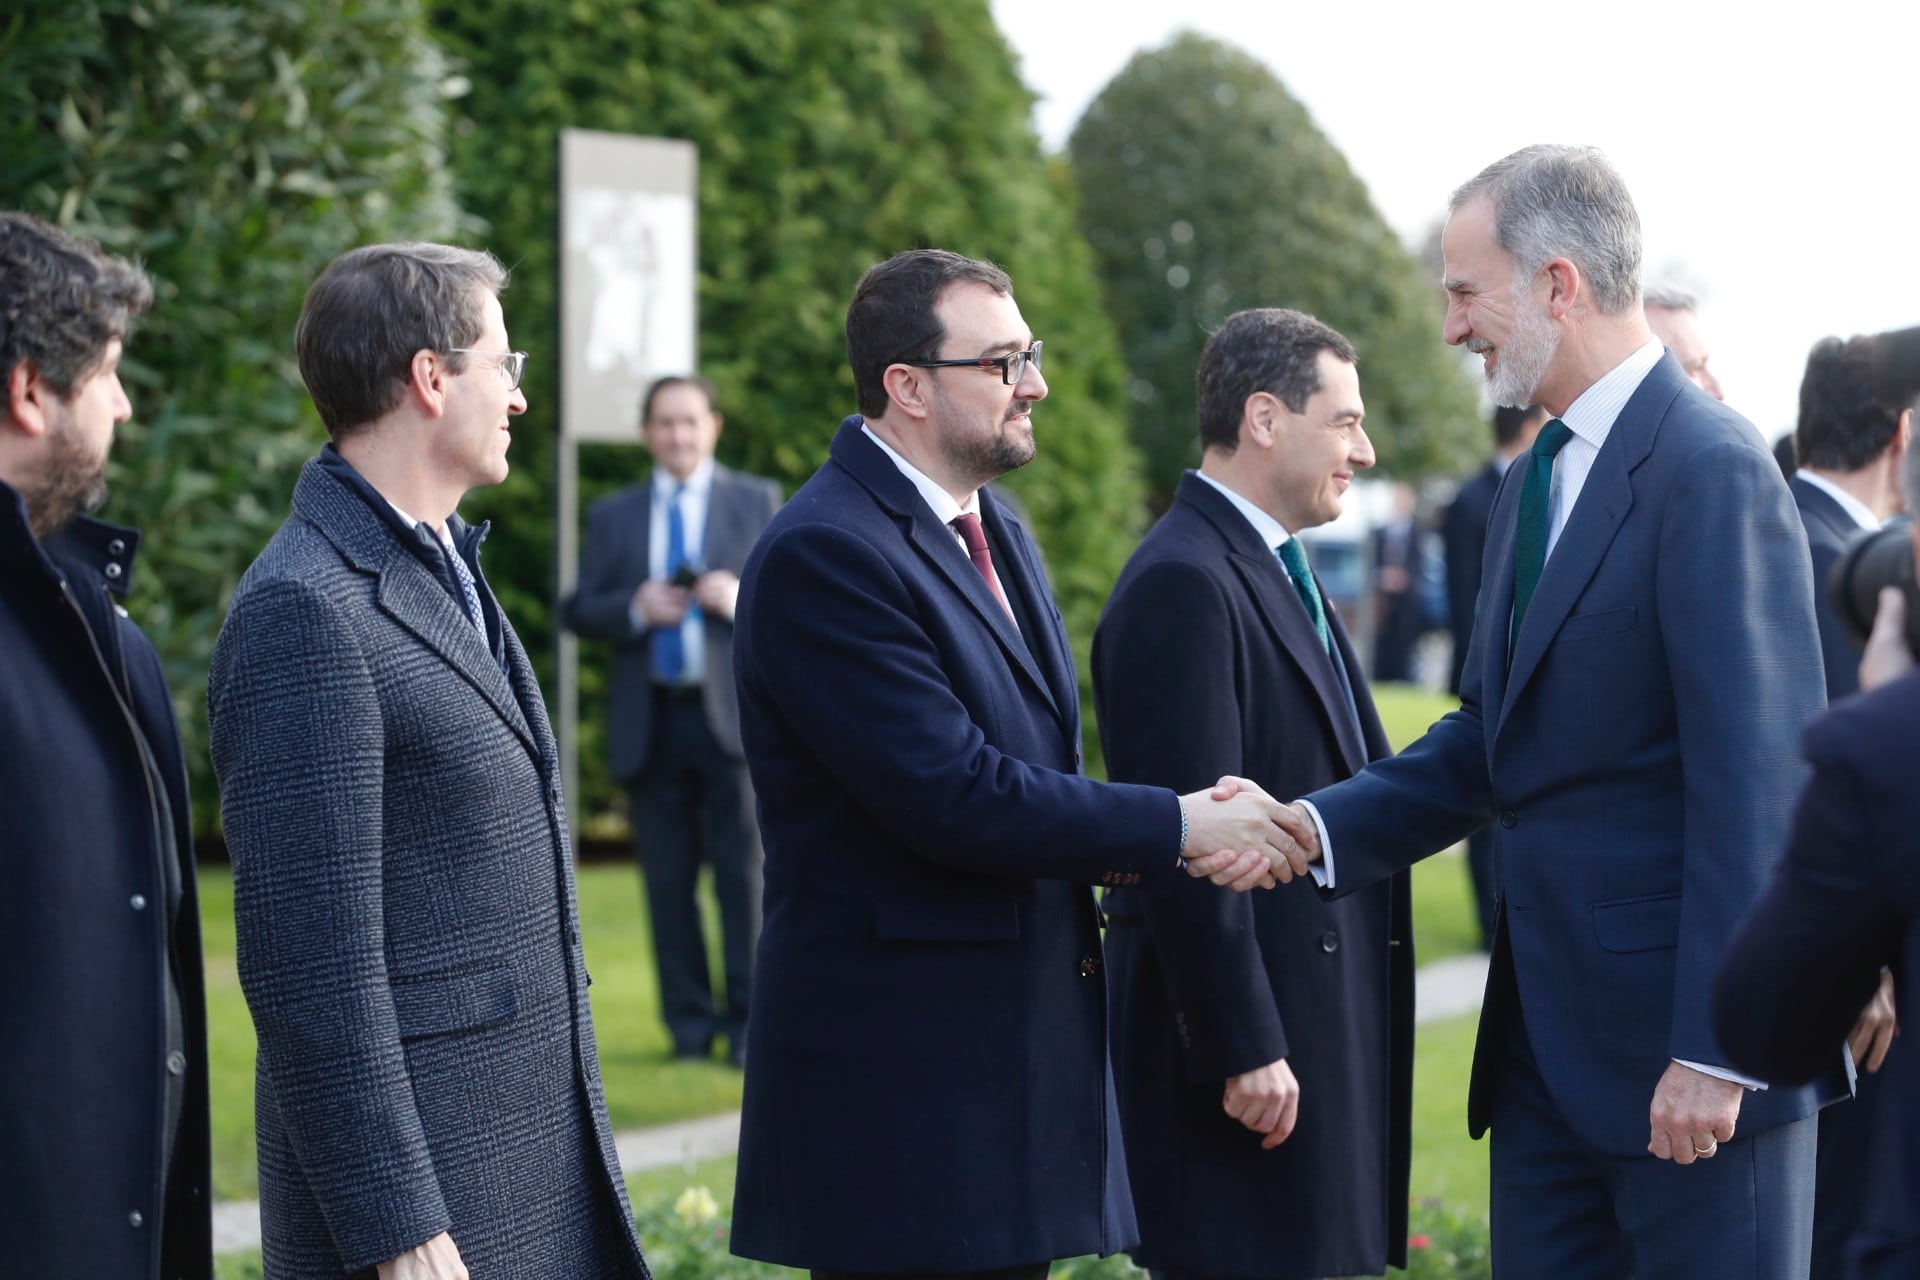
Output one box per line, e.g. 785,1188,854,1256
1178,778,1322,891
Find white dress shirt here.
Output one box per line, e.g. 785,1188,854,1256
1794,468,1880,532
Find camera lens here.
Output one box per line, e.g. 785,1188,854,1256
1827,517,1920,656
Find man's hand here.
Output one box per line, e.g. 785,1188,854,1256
376,1232,467,1280
1223,1058,1300,1150
1859,586,1915,692
691,569,742,620
1647,1061,1743,1165
1849,970,1899,1074
635,578,691,628
1181,777,1321,890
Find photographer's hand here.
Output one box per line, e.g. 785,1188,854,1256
1859,586,1915,692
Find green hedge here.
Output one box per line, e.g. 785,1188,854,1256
1,0,468,825
433,0,1151,812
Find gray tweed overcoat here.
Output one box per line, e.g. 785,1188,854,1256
208,458,650,1279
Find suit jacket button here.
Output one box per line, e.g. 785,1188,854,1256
1500,809,1517,828
166,1051,187,1077
1320,931,1339,954
1079,956,1099,977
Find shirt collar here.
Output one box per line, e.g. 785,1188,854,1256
860,421,980,526
1559,338,1665,451
1192,469,1295,552
1795,468,1881,531
653,456,716,501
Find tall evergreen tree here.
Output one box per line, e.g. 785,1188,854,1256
1070,31,1481,509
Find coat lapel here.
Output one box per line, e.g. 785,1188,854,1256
1176,476,1367,773
830,422,1059,719
983,491,1076,732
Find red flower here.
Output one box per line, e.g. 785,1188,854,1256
1409,1234,1432,1249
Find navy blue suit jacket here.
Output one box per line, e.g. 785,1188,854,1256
1715,671,1920,1276
729,420,1181,1272
1308,354,1845,1157
1094,473,1413,1278
562,465,782,779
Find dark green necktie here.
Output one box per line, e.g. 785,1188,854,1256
1510,417,1574,650
1276,537,1331,654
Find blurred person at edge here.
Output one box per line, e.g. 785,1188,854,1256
1714,418,1920,1279
0,211,212,1279
1785,332,1911,1278
1643,281,1724,401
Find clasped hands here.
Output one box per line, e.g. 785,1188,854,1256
1178,777,1321,891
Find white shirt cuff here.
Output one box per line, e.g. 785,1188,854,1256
1675,1058,1768,1091
1297,799,1336,889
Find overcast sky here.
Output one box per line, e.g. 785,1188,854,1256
992,0,1920,445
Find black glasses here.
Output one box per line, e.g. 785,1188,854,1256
902,340,1043,386
446,348,529,391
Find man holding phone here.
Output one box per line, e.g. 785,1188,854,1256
563,375,782,1064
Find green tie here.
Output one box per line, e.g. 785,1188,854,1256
1276,537,1331,654
1510,417,1575,651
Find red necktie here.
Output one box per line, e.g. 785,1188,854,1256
951,513,1014,622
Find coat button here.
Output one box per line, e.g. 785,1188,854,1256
1320,931,1340,954
104,562,123,579
166,1051,187,1077
1500,809,1517,828
129,1210,144,1228
107,538,126,555
130,894,147,911
1079,956,1099,977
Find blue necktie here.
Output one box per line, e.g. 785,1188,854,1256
1276,537,1331,654
1510,417,1574,651
652,486,692,683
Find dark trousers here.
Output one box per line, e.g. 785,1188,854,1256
1814,1059,1886,1277
629,689,762,1057
812,1268,1049,1280
1489,998,1817,1279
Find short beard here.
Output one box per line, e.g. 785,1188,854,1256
23,419,110,539
1487,294,1560,410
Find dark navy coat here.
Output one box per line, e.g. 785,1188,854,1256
0,485,211,1279
1094,473,1413,1278
1715,669,1920,1277
729,420,1183,1272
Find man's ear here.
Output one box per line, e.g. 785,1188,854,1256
5,361,54,438
1541,258,1581,319
880,365,933,422
407,348,450,417
1242,391,1281,449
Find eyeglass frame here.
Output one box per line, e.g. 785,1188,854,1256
899,340,1042,387
445,347,530,391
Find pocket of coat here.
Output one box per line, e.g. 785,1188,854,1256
1559,605,1637,643
390,961,519,1040
1591,893,1681,953
873,897,1021,943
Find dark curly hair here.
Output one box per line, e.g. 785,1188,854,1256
0,212,153,399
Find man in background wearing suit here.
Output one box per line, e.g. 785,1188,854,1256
1787,333,1909,1276
209,244,650,1280
1714,447,1920,1278
1643,282,1725,402
727,247,1298,1280
1441,402,1545,950
563,375,781,1064
1200,144,1844,1278
1094,308,1413,1280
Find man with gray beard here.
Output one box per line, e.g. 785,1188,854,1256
1196,145,1843,1278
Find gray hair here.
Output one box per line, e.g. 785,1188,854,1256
1642,281,1698,313
296,242,508,439
1450,145,1643,315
